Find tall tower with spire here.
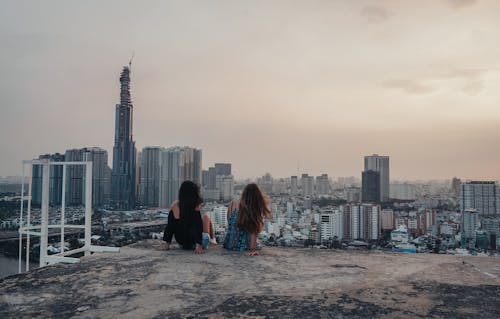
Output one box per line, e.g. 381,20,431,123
111,65,136,209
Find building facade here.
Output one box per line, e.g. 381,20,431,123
111,65,137,210
364,154,389,202
459,181,498,217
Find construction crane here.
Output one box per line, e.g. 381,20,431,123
129,52,135,70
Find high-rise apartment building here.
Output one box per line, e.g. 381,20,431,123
65,147,110,207
139,147,162,207
301,174,314,197
32,153,65,206
32,149,109,207
364,154,389,202
361,170,380,202
316,174,330,197
83,147,111,208
459,181,498,217
342,203,380,241
111,65,137,210
158,147,202,207
320,209,343,242
65,149,85,206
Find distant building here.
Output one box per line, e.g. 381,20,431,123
380,209,395,230
159,147,202,207
345,187,361,203
139,147,162,207
214,163,231,177
390,183,416,201
451,177,461,197
316,174,330,196
290,176,298,196
320,209,343,242
462,209,479,241
361,170,380,202
364,154,389,202
460,181,498,217
111,65,137,210
207,206,228,229
301,174,314,197
83,147,111,207
220,175,234,201
342,203,380,241
32,153,65,206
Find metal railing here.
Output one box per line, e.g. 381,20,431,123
18,160,119,273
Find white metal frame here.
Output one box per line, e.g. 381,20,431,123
18,160,119,273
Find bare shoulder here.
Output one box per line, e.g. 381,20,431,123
170,200,180,218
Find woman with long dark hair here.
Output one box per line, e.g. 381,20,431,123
162,181,213,254
223,183,272,256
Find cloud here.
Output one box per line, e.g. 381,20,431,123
383,68,489,96
447,0,478,9
384,79,437,95
360,5,392,23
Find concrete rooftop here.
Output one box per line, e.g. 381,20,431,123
1,241,500,318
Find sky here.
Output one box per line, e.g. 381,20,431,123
1,0,500,180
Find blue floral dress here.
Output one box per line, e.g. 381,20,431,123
223,208,252,251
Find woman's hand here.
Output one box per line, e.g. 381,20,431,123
194,244,203,254
246,250,259,256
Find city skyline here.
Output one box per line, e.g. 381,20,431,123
1,1,500,180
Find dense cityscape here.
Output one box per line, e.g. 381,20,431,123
0,64,499,280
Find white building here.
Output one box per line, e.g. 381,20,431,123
208,206,228,229
320,209,343,242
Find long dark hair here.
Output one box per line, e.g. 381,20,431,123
178,181,202,225
237,183,272,234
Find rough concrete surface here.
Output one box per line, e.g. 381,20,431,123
1,240,500,318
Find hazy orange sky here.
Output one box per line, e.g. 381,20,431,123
1,0,499,180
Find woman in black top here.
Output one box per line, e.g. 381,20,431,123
162,181,212,254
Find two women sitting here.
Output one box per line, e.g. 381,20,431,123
162,181,271,255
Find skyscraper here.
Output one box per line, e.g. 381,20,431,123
316,174,330,197
65,149,85,206
111,65,137,210
158,147,202,207
83,147,111,207
364,154,389,202
301,174,314,197
65,147,111,207
139,147,162,207
32,153,65,206
361,170,380,202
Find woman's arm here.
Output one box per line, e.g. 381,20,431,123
246,233,259,256
194,212,204,253
163,210,175,243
